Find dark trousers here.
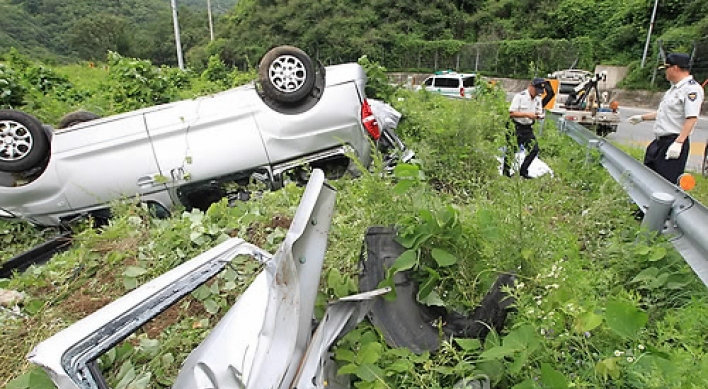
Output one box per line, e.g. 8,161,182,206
503,123,539,177
644,134,689,184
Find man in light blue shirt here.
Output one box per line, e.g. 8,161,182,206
628,53,705,184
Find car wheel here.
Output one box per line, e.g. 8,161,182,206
358,227,516,354
258,46,316,104
0,109,50,173
703,143,708,178
57,110,101,129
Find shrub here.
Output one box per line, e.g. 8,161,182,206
105,51,190,112
0,64,26,107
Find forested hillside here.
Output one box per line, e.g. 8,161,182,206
2,0,708,74
0,0,230,64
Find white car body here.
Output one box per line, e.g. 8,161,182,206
0,57,395,227
415,71,477,99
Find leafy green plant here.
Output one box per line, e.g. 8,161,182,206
23,64,72,94
0,63,26,107
201,54,229,85
105,51,188,111
358,55,397,101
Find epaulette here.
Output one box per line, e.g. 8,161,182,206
688,79,697,85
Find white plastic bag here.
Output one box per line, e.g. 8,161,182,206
497,147,554,178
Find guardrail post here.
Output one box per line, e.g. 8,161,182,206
641,192,676,233
586,139,600,165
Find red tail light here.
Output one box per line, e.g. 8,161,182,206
361,99,381,140
460,87,465,97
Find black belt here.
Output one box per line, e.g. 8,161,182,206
656,134,679,141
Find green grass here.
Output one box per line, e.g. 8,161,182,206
2,65,708,389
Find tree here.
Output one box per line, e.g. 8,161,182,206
67,14,132,60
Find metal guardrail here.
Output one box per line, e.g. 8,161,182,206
552,115,708,287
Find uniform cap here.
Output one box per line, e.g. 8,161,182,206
658,53,691,70
531,77,546,93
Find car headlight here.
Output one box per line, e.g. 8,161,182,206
0,208,16,218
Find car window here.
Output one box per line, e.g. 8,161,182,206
462,77,475,87
423,78,433,86
433,77,459,88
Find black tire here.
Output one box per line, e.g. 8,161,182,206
57,110,101,129
258,46,316,104
359,227,516,354
703,143,708,178
0,109,50,173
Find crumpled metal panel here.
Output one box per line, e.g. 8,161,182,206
28,237,271,389
173,169,337,389
28,169,388,389
291,289,389,389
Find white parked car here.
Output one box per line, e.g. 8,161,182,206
0,46,410,227
415,71,477,99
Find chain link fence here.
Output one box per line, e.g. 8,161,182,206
646,37,708,88
321,36,708,83
689,37,708,84
354,38,599,78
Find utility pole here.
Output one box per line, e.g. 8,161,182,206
170,0,185,70
641,0,659,68
207,0,215,41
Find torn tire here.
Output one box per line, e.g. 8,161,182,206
57,110,101,129
359,226,516,353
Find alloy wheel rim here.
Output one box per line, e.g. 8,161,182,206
268,55,307,94
0,120,33,162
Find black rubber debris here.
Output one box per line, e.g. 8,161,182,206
1,231,73,278
359,226,515,353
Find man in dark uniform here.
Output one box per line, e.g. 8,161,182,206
505,78,547,178
628,53,705,184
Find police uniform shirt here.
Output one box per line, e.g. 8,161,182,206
654,75,705,137
509,90,542,126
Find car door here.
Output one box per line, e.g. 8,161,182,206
52,113,165,214
143,87,269,203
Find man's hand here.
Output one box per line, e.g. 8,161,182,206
628,115,643,125
665,142,683,159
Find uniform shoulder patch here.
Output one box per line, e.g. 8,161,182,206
688,92,698,101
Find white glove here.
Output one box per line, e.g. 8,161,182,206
665,142,683,159
628,115,643,125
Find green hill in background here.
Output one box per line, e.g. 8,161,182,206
1,0,707,78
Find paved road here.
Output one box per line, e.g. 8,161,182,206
606,106,708,173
